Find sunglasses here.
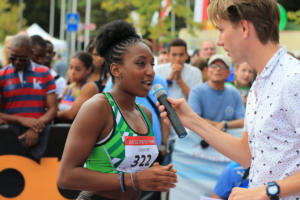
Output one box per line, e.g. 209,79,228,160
10,56,28,63
209,63,229,69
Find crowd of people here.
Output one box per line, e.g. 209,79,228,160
1,0,300,199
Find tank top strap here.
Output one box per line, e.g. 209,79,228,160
103,92,119,120
136,103,153,136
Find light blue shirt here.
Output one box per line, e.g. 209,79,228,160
188,82,245,121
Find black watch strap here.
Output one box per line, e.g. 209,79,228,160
266,181,280,200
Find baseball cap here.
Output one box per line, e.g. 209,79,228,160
208,54,232,68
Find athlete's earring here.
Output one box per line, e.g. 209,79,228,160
118,75,123,81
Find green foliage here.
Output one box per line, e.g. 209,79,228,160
287,10,300,24
10,0,61,37
76,0,132,39
0,0,26,42
100,0,198,43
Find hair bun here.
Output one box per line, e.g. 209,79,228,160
96,20,140,57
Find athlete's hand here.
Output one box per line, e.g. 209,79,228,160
135,163,177,192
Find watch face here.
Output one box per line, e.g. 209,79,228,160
268,185,279,195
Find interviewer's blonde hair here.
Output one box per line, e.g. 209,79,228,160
208,0,280,44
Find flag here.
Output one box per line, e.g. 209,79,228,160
151,0,171,27
151,11,159,27
193,0,209,23
160,0,171,20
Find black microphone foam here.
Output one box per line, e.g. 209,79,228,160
152,84,187,138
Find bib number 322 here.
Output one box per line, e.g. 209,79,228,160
131,154,152,167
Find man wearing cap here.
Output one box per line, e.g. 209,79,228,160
189,54,244,133
169,54,245,199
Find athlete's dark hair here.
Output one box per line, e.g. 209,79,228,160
95,20,141,78
86,38,96,54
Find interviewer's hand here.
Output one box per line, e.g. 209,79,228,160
157,97,197,128
135,163,177,192
228,186,268,200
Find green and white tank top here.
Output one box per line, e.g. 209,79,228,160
85,92,158,173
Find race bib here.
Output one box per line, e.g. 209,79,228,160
117,136,159,173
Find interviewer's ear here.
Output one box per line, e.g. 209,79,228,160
240,19,250,39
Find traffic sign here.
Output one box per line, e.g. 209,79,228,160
66,13,79,32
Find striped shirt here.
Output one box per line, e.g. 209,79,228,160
0,62,56,118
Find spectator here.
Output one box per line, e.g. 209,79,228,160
190,49,200,64
53,53,68,79
211,162,249,199
44,40,67,101
30,35,47,65
226,62,255,105
157,49,169,65
199,40,216,59
192,57,209,83
0,34,57,161
86,38,109,93
155,38,202,100
56,52,97,122
1,35,14,67
57,20,177,200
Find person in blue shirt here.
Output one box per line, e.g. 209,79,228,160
212,162,249,199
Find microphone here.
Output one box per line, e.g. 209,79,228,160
152,84,187,138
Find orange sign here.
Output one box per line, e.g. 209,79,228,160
0,155,68,200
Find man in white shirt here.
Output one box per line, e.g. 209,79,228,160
154,38,202,100
154,38,202,165
158,0,300,199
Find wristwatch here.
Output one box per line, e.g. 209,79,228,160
223,120,228,131
166,79,173,85
266,181,280,200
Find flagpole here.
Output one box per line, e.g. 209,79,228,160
186,0,190,29
171,0,175,36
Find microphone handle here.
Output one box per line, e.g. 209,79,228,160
158,94,187,138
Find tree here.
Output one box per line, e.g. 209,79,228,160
0,0,26,42
10,0,61,37
99,0,197,43
76,0,132,39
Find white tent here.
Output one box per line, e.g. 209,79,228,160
26,23,67,55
